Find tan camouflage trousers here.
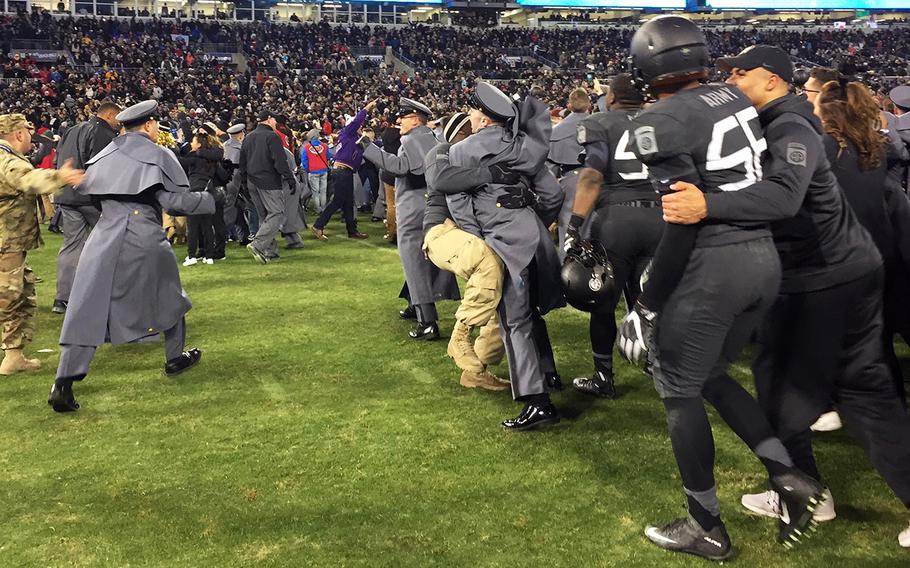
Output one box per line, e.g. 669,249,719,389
0,251,37,351
424,219,503,327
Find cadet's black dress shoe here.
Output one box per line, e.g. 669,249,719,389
545,372,563,391
572,370,616,399
399,305,417,320
408,321,439,340
52,299,68,314
48,382,79,412
165,348,202,376
502,403,560,431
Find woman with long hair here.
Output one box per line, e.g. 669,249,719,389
815,78,910,409
179,125,230,265
812,79,910,547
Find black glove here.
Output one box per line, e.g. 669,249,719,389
489,163,521,186
221,159,237,172
564,226,582,256
617,302,657,369
563,214,586,255
496,185,538,209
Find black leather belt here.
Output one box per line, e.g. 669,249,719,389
615,199,660,208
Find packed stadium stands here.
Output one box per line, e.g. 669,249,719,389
1,9,908,137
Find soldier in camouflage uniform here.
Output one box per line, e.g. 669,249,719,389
0,114,85,375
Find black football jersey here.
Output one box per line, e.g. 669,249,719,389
577,109,655,206
631,83,772,246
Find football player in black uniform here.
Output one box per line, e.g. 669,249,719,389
663,44,910,550
617,17,824,561
565,74,662,399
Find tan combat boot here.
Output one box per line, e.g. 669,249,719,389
0,349,41,375
474,319,505,367
447,320,484,372
459,369,509,391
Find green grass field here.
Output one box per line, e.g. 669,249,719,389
1,217,907,567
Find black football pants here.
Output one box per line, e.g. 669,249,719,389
589,205,663,374
754,268,910,508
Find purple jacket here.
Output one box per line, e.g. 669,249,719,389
332,109,368,171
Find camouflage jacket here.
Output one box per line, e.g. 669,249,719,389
0,140,66,252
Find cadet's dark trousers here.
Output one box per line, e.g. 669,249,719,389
499,266,547,400
56,317,186,380
314,168,357,235
753,268,910,508
589,204,663,374
55,205,100,303
186,213,215,259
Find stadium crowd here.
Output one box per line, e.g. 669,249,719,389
3,12,909,132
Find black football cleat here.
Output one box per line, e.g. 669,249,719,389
399,305,417,320
645,517,733,562
47,382,80,413
545,372,563,391
502,403,560,431
770,470,824,548
572,370,616,399
408,322,439,341
52,300,68,314
165,348,202,376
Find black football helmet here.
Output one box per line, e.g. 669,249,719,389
561,240,616,312
629,16,710,91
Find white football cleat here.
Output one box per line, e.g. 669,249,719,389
182,257,198,267
810,411,842,432
899,520,910,548
741,488,835,522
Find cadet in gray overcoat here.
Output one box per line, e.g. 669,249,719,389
48,100,215,413
361,98,460,340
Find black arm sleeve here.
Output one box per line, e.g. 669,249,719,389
630,112,702,312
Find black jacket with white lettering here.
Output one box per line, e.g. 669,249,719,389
704,93,880,293
631,83,772,248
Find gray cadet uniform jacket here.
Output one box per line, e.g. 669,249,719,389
548,111,587,173
363,125,460,306
425,96,564,398
222,137,243,225
885,112,910,191
281,147,305,233
59,132,215,347
549,113,588,255
427,96,565,314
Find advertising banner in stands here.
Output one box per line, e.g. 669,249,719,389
518,0,684,6
11,50,60,62
207,52,235,64
707,0,908,8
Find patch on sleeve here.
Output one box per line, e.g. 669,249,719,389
576,124,587,145
786,142,808,167
634,126,658,155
